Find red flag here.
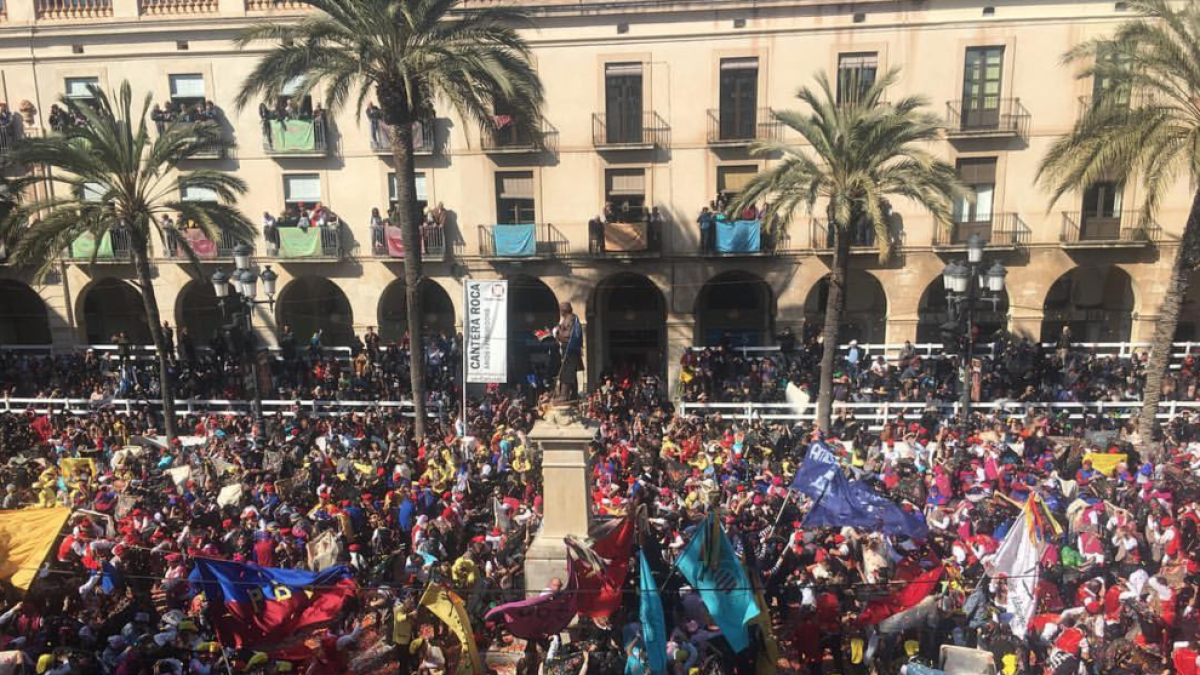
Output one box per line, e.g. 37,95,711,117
566,535,627,619
857,557,944,626
591,515,634,560
485,591,576,640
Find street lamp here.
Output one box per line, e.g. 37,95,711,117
940,236,1006,422
211,250,277,446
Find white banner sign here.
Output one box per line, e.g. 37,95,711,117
465,280,508,383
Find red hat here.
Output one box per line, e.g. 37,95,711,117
341,500,351,507
490,527,501,536
348,544,360,551
221,519,233,529
1162,517,1174,527
264,484,276,493
833,534,846,544
471,535,486,544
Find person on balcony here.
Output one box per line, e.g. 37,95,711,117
262,211,279,253
367,102,382,144
697,206,714,253
370,207,385,254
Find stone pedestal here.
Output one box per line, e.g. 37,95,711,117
523,405,594,595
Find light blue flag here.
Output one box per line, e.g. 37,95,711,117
639,551,668,675
674,513,760,653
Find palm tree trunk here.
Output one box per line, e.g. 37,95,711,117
131,243,179,441
816,221,851,430
1139,189,1200,441
387,120,428,441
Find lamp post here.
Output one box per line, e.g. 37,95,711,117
212,242,278,445
940,233,1007,421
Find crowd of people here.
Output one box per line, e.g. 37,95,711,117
3,325,1200,675
587,202,664,255
680,327,1161,408
47,104,91,132
0,325,461,410
370,203,448,257
151,101,221,134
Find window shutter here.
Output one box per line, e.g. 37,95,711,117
957,158,997,185
81,182,105,202
390,173,428,202
720,57,759,71
284,174,322,202
605,62,643,77
718,166,757,193
606,169,645,196
169,74,206,99
497,172,534,200
65,77,99,99
182,185,219,202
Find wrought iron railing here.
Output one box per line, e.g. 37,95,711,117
245,0,308,10
810,219,893,251
706,107,782,145
1060,211,1162,244
477,223,568,258
261,117,328,156
370,226,447,262
932,213,1031,247
945,97,1030,138
0,121,20,160
161,229,243,259
264,220,343,259
369,121,435,155
67,229,134,262
592,111,669,148
481,120,557,154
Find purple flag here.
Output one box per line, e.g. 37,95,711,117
485,591,576,640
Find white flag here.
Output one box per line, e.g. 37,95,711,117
988,499,1045,638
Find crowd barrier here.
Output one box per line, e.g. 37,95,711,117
677,399,1200,429
687,341,1198,359
0,397,439,418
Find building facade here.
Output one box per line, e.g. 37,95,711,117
0,0,1194,388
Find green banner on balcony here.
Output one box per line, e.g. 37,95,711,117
278,227,321,258
71,232,114,259
270,120,317,152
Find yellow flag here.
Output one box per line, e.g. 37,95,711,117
1084,453,1127,476
419,584,483,675
59,457,96,479
0,507,71,591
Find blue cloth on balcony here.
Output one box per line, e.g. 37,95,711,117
493,223,536,257
715,219,761,253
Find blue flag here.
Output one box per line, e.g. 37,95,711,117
674,514,760,653
791,440,840,496
639,552,668,675
803,469,929,539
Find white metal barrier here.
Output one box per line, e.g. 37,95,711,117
0,397,439,418
677,400,1200,429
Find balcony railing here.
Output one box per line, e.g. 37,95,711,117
68,229,133,262
945,98,1030,139
141,0,217,15
246,0,308,10
810,219,893,253
0,121,21,160
588,219,661,258
36,0,113,19
1060,211,1162,246
370,226,447,263
262,117,328,156
478,223,568,259
688,219,797,257
370,121,435,155
265,220,343,260
161,229,243,260
592,111,669,149
481,120,557,154
706,107,782,146
160,120,228,159
932,214,1032,248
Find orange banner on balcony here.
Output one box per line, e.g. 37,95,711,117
604,221,647,252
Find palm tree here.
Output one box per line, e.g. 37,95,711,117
234,0,544,440
1037,0,1200,442
730,70,962,430
3,82,254,441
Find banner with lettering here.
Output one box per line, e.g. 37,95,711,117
464,280,508,384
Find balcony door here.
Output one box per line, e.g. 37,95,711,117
1081,182,1123,240
719,58,758,140
953,158,997,243
962,47,1004,129
605,63,643,144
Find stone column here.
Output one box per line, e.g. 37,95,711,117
523,408,593,595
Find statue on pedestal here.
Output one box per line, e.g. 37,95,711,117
553,301,583,404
